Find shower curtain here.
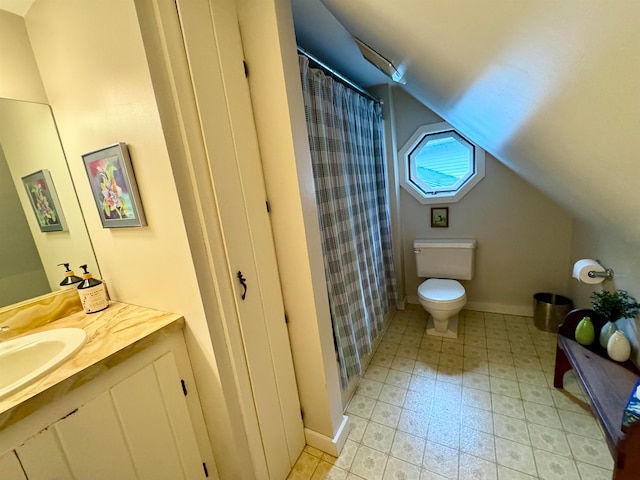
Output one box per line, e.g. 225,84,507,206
299,55,397,386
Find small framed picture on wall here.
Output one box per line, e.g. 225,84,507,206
431,207,449,228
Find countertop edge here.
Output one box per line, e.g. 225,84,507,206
0,302,185,430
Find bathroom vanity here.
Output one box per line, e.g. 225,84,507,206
0,292,216,479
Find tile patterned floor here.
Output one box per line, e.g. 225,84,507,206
287,307,614,480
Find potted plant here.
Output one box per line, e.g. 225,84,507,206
591,290,640,348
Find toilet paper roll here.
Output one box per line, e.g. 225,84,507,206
572,259,605,284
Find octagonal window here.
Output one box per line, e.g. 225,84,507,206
399,122,485,205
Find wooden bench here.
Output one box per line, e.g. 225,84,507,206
554,308,640,480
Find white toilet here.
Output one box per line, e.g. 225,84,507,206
414,239,477,338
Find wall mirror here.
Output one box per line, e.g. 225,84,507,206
0,97,99,308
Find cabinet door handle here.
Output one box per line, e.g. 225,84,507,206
237,271,247,300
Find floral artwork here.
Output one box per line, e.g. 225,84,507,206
22,170,66,232
82,143,146,228
87,155,134,220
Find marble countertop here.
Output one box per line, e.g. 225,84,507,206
0,302,184,428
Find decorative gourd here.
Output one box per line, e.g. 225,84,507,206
575,316,595,346
599,321,618,348
607,330,631,362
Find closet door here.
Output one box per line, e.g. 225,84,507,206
174,0,305,478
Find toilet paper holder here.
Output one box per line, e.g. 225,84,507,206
588,260,614,280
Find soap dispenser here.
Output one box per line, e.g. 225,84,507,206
77,265,109,314
58,263,82,288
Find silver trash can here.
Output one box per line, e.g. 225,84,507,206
533,293,573,333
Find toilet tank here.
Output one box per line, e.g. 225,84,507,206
414,239,477,280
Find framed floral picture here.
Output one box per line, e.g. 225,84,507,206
22,169,67,232
82,143,146,228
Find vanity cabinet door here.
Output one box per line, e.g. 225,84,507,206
0,450,27,480
14,427,72,480
13,352,207,480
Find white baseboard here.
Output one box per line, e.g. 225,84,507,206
304,415,349,456
406,296,532,317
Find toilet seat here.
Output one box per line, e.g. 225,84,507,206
418,278,465,303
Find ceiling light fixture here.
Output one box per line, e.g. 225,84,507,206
353,36,406,84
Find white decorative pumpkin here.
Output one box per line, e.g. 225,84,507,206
607,330,631,362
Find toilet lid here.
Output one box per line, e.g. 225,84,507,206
418,279,465,302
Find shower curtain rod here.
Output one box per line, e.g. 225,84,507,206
297,46,381,104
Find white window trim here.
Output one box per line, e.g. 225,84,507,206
398,122,485,205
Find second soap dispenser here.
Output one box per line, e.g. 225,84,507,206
77,265,109,314
58,263,82,289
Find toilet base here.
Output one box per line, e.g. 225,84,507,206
426,314,459,339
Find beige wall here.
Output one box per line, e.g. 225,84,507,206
569,219,640,363
391,88,574,315
0,10,46,103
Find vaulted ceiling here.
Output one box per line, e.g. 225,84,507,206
292,0,640,246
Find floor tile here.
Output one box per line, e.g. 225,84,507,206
489,377,521,399
347,394,377,419
371,352,394,368
518,383,554,407
363,421,396,453
533,448,580,480
391,356,416,374
487,350,513,366
390,430,426,466
463,372,491,391
289,451,321,480
493,413,530,445
422,441,459,479
348,416,368,442
427,418,460,449
515,367,548,386
379,384,407,407
566,433,613,469
365,365,390,383
522,402,561,428
528,423,571,457
494,437,537,476
491,393,525,419
496,465,537,480
404,388,433,413
410,373,436,393
324,440,359,470
459,427,496,462
575,461,613,480
439,353,464,370
488,363,518,381
371,401,402,428
357,379,384,399
461,405,494,434
382,456,421,480
396,344,420,360
398,408,430,438
558,411,603,439
462,386,492,411
386,369,412,389
512,354,542,371
350,446,389,480
440,342,464,357
418,469,449,480
413,361,438,378
311,461,348,480
459,453,497,480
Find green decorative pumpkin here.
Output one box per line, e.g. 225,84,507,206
575,316,595,346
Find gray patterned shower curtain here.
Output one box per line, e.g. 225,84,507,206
299,55,397,386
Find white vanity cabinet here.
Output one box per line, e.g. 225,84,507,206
0,329,217,480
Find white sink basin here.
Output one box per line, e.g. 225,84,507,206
0,328,87,399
